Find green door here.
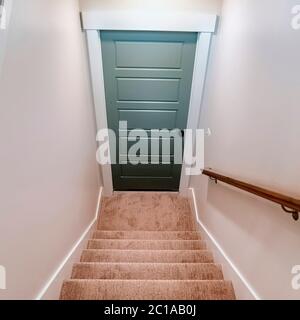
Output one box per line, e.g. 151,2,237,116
101,31,197,191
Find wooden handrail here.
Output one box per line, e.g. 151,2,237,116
202,169,300,221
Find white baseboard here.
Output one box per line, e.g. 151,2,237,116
188,188,260,300
35,187,103,300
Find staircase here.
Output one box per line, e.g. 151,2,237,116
60,192,235,300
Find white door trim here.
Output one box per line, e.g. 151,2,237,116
86,30,113,196
83,11,217,196
81,11,217,33
179,32,212,195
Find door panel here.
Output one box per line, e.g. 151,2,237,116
121,137,177,156
101,31,197,191
115,41,183,68
118,110,177,129
120,164,173,177
117,78,180,102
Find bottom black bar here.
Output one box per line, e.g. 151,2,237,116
0,300,296,318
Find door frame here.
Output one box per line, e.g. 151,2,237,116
82,11,218,196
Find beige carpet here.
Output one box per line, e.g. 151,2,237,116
60,192,236,300
97,192,196,231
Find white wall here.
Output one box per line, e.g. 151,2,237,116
191,0,300,299
80,0,223,13
0,0,101,299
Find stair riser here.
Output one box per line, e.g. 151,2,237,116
81,250,214,264
87,240,207,251
72,263,224,280
61,280,236,300
93,231,201,240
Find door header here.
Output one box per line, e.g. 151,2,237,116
81,11,218,33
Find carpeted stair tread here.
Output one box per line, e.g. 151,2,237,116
60,279,236,300
71,262,224,280
87,239,207,250
92,230,202,240
81,249,214,263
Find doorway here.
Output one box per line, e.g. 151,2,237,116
101,31,197,191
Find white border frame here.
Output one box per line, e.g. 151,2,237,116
83,11,217,196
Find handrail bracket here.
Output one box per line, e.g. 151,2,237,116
281,206,299,221
209,177,218,184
